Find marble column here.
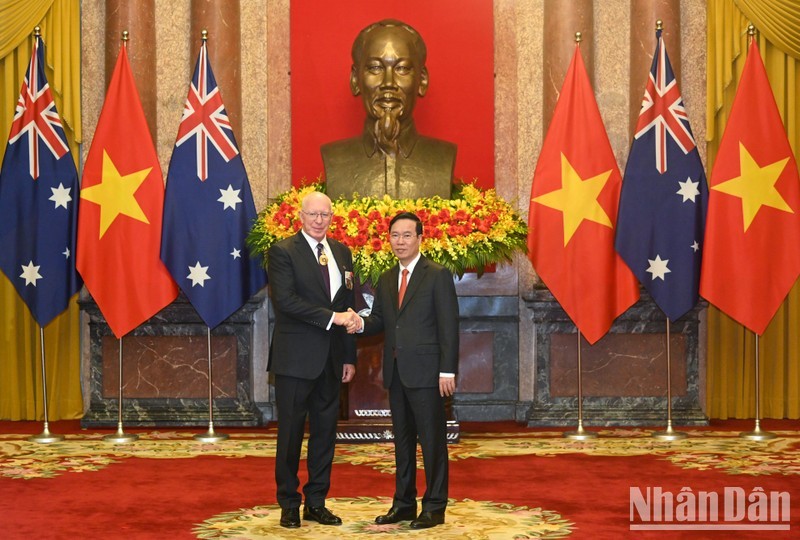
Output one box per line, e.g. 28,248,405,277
191,0,242,144
542,0,593,129
105,0,157,140
629,0,681,136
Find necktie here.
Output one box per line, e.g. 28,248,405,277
317,243,331,299
398,268,409,307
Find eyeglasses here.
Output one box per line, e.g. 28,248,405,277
301,210,333,220
390,232,418,241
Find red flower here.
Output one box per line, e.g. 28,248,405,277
454,209,469,222
368,210,382,221
355,232,369,246
437,208,451,220
447,224,462,236
348,209,360,219
370,238,383,251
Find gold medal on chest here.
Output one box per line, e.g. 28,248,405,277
319,253,328,266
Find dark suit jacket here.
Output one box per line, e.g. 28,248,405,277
267,232,356,380
363,256,459,388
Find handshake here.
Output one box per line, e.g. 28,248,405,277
333,308,363,334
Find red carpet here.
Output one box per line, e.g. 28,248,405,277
1,420,798,539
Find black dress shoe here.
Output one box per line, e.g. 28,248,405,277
279,507,300,528
410,511,445,529
375,507,417,524
303,505,343,525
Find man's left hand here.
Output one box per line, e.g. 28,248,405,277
342,364,356,383
439,376,456,397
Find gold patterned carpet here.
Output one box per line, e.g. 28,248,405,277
1,422,799,539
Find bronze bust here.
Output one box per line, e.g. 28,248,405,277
322,19,456,200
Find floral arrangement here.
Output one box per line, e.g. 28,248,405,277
247,181,528,286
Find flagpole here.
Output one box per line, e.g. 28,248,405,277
104,337,138,443
564,330,597,440
28,326,64,443
740,333,776,441
652,319,687,441
737,24,775,443
195,327,229,442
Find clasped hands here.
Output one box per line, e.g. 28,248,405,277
333,308,363,334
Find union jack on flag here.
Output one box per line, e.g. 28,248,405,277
7,37,70,180
616,28,708,322
0,35,82,326
174,41,238,182
633,30,696,174
161,39,266,329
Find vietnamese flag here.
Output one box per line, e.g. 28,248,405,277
76,44,178,338
700,39,800,335
527,44,639,344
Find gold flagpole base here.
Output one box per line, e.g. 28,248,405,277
28,425,64,444
103,424,139,444
652,425,688,441
740,427,777,441
563,425,598,440
740,418,776,441
194,424,229,443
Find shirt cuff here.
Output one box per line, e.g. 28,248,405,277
326,312,335,330
440,373,455,378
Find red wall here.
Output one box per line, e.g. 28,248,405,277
290,0,495,189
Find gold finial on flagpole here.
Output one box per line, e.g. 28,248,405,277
202,29,208,42
574,32,582,44
656,19,663,31
34,26,41,37
122,30,129,42
747,23,756,36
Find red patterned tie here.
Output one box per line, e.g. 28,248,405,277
398,268,409,307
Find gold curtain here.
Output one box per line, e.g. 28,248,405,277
0,0,82,420
706,0,800,418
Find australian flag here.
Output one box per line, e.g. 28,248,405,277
161,39,267,328
616,29,707,322
0,36,82,327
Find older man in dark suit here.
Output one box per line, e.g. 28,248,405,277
355,211,459,530
267,191,361,529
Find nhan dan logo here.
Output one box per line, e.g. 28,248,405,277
630,486,791,531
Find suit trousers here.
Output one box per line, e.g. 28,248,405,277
274,355,340,509
389,362,449,513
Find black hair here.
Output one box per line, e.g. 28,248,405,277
390,211,423,236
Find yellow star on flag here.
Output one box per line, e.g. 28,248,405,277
533,153,613,246
711,142,792,232
80,150,152,238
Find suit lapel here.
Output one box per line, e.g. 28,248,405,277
295,233,328,299
330,241,349,301
398,257,427,314
388,265,400,314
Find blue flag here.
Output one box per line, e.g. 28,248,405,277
0,36,82,327
616,29,707,322
161,40,267,328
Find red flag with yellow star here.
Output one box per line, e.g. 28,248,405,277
527,44,639,344
76,44,178,338
700,39,800,335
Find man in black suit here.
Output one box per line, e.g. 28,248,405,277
267,191,361,528
355,212,459,529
